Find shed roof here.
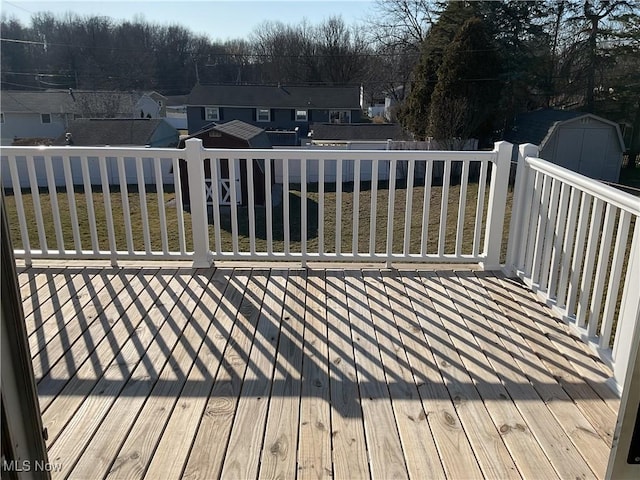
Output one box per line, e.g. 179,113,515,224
53,118,173,146
188,84,361,109
213,119,266,141
504,109,583,146
311,123,409,141
504,109,625,151
182,120,271,148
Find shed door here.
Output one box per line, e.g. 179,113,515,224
554,128,583,172
555,127,609,179
580,128,609,179
211,158,241,206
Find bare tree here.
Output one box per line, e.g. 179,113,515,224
366,0,437,49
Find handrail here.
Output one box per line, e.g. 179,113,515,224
526,156,640,215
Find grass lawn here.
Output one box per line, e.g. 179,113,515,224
3,180,513,261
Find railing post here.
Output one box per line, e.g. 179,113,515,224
185,138,211,268
609,221,640,395
481,141,513,270
504,143,539,275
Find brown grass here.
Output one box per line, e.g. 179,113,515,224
4,181,513,261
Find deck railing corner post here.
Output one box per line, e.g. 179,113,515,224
185,138,211,268
481,141,513,270
504,143,539,275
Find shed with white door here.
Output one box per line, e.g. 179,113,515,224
177,120,272,207
504,109,625,182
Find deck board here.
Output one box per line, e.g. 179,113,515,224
363,271,447,479
178,270,266,479
19,265,618,480
296,270,332,480
147,269,261,479
258,269,306,480
344,271,408,480
67,268,215,479
325,270,370,480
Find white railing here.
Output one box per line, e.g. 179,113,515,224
2,146,191,264
506,144,640,394
183,139,512,267
1,139,513,269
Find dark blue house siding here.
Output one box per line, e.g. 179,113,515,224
187,106,362,141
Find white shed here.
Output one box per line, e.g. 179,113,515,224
505,109,625,182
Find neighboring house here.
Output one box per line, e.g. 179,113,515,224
54,118,179,147
178,120,272,207
2,118,179,189
504,109,625,182
186,84,363,142
310,123,410,148
0,90,170,145
1,90,77,145
136,91,168,118
384,85,405,122
367,103,386,119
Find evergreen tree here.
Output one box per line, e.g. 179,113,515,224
398,1,475,138
427,16,502,147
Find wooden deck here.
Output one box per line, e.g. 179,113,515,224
19,264,619,480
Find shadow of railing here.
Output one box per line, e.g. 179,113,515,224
20,265,619,426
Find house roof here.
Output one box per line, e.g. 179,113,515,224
1,90,140,116
311,123,410,141
188,84,361,109
53,118,172,146
165,95,189,106
504,108,625,151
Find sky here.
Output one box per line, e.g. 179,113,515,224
1,0,376,41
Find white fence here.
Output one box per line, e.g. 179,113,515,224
506,143,640,394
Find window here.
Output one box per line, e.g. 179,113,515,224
329,110,351,124
0,113,4,124
295,109,308,121
205,107,219,121
257,108,270,122
41,113,51,124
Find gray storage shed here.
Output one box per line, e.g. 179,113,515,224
504,109,625,182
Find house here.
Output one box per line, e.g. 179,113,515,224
1,90,78,145
1,118,179,190
186,84,363,143
178,120,272,207
0,90,170,145
135,91,168,119
54,118,179,147
504,109,625,182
